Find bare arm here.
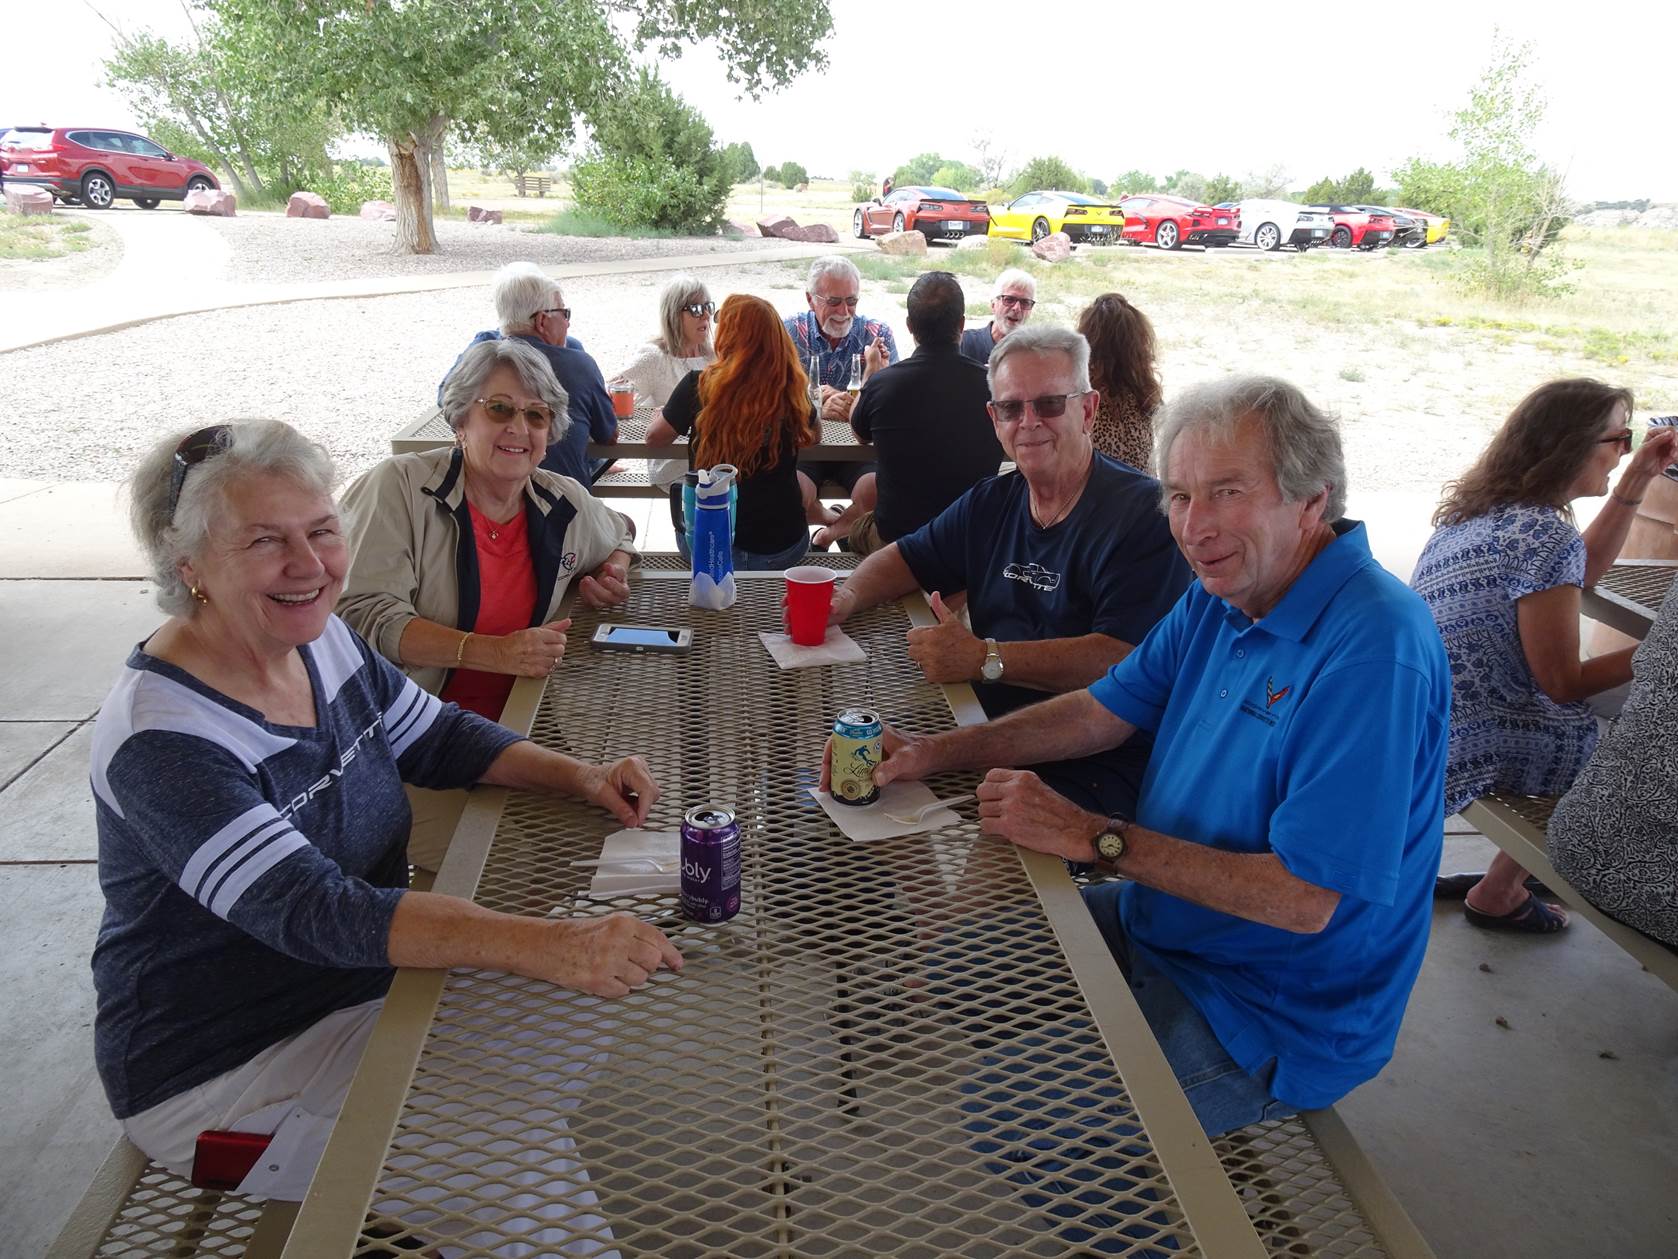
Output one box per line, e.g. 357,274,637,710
828,543,921,623
905,594,1132,690
1582,428,1677,585
478,739,658,827
1516,585,1634,703
646,411,680,446
396,615,571,677
976,769,1340,934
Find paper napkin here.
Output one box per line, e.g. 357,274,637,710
586,828,681,899
757,627,868,670
806,780,963,842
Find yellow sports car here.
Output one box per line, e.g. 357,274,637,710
1396,208,1450,248
989,190,1125,244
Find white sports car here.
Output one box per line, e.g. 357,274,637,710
1231,199,1333,252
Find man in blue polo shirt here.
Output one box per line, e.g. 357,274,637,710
866,374,1449,1134
829,324,1190,818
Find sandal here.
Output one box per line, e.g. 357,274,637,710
1434,872,1556,900
1463,891,1569,934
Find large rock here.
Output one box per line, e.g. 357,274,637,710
756,216,796,239
1030,231,1073,262
467,205,503,225
359,199,397,221
877,229,928,257
183,188,236,216
725,220,758,238
285,191,330,219
4,186,54,216
956,234,994,251
787,222,840,244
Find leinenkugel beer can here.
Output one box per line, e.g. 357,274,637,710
830,708,883,806
679,804,741,923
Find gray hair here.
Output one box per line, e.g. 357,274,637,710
993,267,1037,300
656,272,714,358
987,324,1091,395
128,420,338,617
806,255,861,294
493,261,559,335
1154,376,1347,520
440,338,572,443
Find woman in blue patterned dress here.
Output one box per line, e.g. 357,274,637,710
1411,378,1677,932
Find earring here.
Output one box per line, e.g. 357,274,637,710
190,584,209,605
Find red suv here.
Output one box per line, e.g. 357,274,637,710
0,126,219,209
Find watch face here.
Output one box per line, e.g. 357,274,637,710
1096,830,1126,862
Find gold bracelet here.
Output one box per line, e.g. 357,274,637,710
455,631,473,666
1610,492,1644,508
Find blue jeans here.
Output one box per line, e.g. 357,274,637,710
1082,881,1295,1137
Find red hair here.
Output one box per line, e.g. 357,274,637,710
694,294,814,476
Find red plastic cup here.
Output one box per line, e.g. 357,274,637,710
609,383,635,419
784,566,836,646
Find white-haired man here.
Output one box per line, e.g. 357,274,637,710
439,261,618,485
959,268,1037,364
784,256,899,529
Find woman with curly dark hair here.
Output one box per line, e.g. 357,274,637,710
1411,377,1677,932
1077,292,1164,470
648,293,819,569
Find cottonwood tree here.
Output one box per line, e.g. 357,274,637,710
211,0,832,254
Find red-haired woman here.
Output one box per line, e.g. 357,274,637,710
1077,292,1164,471
648,293,818,569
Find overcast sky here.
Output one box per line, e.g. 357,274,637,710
9,1,1673,201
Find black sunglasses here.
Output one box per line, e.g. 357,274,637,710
168,425,233,521
989,392,1087,423
682,300,716,317
537,306,572,321
1598,429,1633,453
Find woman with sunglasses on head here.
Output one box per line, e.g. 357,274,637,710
647,293,819,570
338,339,636,865
1076,291,1164,472
93,418,679,1202
1411,378,1677,933
610,273,717,411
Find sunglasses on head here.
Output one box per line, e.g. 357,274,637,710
167,424,233,521
989,392,1087,424
476,395,554,428
682,300,716,317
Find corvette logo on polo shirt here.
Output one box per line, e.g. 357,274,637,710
561,551,578,572
1239,676,1292,728
1265,677,1292,709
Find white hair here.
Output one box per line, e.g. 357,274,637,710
993,267,1037,300
440,338,572,442
493,261,560,335
986,324,1091,394
806,255,861,294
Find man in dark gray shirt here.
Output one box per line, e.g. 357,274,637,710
958,268,1037,364
820,271,1003,554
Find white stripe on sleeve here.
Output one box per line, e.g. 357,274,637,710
179,803,310,918
384,676,443,760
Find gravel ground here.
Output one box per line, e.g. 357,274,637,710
1,259,824,483
198,214,807,285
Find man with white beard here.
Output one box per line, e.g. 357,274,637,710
783,256,899,532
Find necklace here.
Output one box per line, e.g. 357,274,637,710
1031,456,1095,530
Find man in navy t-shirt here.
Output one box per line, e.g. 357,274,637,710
863,375,1449,1135
829,324,1189,817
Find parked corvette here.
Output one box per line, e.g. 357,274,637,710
1395,207,1450,248
1357,206,1425,249
1231,198,1333,252
1118,194,1239,250
1,126,218,208
853,185,990,242
989,190,1125,244
1310,204,1396,250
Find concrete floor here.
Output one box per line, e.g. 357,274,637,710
2,492,1672,1258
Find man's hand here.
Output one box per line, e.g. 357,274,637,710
577,559,631,609
576,755,659,826
977,769,1101,862
541,913,683,998
828,584,858,626
819,720,939,791
863,335,889,378
905,591,985,683
821,390,854,423
493,619,572,676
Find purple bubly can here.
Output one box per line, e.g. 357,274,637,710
679,804,741,923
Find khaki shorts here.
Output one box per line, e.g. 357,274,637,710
847,510,886,556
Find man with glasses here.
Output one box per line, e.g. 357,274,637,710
827,324,1189,817
959,268,1037,365
438,261,618,486
784,255,899,535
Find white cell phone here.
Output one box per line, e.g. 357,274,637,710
591,623,693,654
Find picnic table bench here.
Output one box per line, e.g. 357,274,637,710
511,173,552,197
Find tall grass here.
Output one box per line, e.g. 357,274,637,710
0,215,93,260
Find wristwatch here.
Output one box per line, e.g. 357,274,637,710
980,637,1005,682
1093,816,1130,869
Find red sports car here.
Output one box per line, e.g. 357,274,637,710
852,185,990,242
1309,204,1396,250
1117,195,1239,250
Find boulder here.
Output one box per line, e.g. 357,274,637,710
955,234,993,251
467,205,503,225
4,186,54,216
794,182,809,193
183,188,236,217
788,222,840,244
359,199,397,221
725,220,758,238
1030,231,1073,262
285,191,330,219
756,216,796,238
877,229,928,257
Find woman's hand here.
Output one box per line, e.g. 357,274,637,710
1627,425,1678,483
540,913,683,997
577,559,631,608
490,618,571,676
577,755,659,826
818,720,936,791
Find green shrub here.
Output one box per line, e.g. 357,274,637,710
309,162,394,215
762,163,781,184
850,171,875,201
1010,156,1087,197
537,207,674,239
571,153,722,233
778,160,808,188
